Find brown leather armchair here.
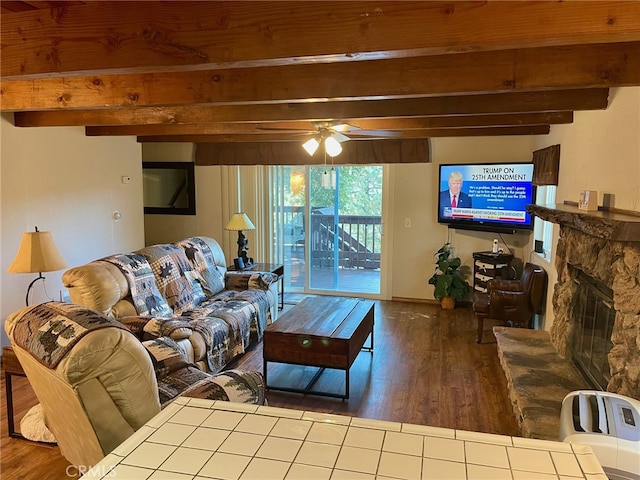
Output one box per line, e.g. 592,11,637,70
473,262,548,343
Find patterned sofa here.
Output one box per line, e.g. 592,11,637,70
62,236,279,373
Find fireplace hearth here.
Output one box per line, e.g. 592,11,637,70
527,204,640,400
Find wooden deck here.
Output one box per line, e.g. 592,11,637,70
285,245,380,294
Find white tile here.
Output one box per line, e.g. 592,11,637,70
113,425,157,456
512,470,559,480
183,426,230,451
256,436,303,462
421,458,467,480
201,410,245,430
218,431,266,456
507,447,556,474
169,406,213,426
295,442,341,468
149,403,183,428
122,442,177,469
383,431,423,456
286,463,331,480
211,401,259,414
306,422,348,445
334,445,381,475
271,417,313,440
585,474,609,480
350,417,401,432
257,405,305,419
576,453,606,474
240,457,290,480
559,477,583,480
147,422,196,446
551,451,583,477
108,464,156,479
378,451,422,480
465,441,509,468
183,397,216,409
173,396,190,406
159,446,213,475
456,430,513,446
235,413,279,435
330,469,375,479
512,437,573,452
149,470,195,479
466,464,512,480
423,436,465,463
402,424,455,439
344,426,385,450
199,451,251,480
84,454,122,479
570,443,594,454
301,411,352,425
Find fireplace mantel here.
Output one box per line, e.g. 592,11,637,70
527,204,640,242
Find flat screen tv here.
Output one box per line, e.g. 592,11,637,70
437,162,535,234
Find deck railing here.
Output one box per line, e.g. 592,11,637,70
282,206,381,269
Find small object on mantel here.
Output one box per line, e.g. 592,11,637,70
578,190,598,211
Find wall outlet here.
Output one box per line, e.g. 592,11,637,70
121,175,131,184
404,218,411,227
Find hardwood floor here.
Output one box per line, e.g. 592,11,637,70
0,300,518,479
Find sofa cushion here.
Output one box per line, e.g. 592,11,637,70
136,245,206,315
142,336,190,380
102,253,173,317
175,237,225,297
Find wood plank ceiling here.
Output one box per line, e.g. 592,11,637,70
1,1,639,164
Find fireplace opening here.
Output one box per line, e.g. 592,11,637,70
572,270,615,391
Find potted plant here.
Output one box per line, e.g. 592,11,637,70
428,243,471,310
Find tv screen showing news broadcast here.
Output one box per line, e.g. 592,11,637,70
437,162,535,233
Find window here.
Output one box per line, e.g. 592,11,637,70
534,185,556,259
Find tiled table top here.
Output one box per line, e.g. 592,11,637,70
85,397,606,480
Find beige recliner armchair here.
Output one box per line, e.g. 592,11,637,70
5,302,265,469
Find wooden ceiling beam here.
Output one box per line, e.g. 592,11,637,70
2,43,636,111
2,1,638,79
85,113,568,137
13,90,605,127
137,126,551,143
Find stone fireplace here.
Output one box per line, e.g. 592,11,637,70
528,204,640,400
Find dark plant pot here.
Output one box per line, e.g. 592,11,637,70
440,296,456,310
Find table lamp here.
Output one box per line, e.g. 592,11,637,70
7,226,68,306
224,213,255,268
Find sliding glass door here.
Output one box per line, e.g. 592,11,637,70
279,165,382,296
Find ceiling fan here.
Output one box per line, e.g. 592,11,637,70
260,120,402,157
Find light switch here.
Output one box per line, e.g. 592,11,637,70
405,218,411,227
121,176,131,184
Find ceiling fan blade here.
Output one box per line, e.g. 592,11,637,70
348,129,402,138
330,123,358,133
330,131,350,143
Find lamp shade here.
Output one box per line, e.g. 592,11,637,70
302,138,320,156
325,136,343,157
224,213,255,231
8,230,67,274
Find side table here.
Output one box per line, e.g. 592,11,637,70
227,262,285,310
3,345,27,438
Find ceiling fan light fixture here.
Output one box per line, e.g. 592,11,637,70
302,137,320,156
324,136,342,157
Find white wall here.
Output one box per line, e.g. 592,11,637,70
389,136,535,300
1,114,144,347
530,86,640,330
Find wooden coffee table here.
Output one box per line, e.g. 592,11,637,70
263,296,373,399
